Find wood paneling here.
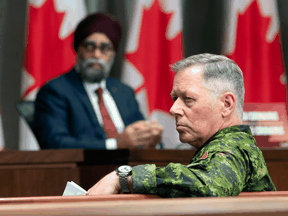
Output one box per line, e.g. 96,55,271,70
0,149,84,164
0,164,79,197
0,148,287,197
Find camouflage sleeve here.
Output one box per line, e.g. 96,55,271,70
132,151,247,198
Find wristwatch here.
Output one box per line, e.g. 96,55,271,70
116,165,133,193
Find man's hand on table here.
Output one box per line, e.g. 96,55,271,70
116,120,163,149
86,171,133,195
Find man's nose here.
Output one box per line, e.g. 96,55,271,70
93,47,103,58
169,99,182,117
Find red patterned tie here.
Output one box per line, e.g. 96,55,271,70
95,88,118,138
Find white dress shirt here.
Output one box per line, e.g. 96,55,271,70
83,79,125,149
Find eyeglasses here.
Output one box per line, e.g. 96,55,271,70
81,41,114,55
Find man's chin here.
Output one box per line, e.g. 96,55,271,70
178,135,191,144
83,74,104,83
178,131,196,143
86,77,104,83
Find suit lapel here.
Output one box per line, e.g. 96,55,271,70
106,78,129,126
65,69,103,131
106,78,121,109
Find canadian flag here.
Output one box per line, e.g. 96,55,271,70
122,0,183,148
223,0,286,103
20,0,86,150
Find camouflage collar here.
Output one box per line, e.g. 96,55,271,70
193,125,252,157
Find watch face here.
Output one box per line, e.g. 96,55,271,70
118,165,132,173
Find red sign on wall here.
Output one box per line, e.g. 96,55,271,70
243,103,288,148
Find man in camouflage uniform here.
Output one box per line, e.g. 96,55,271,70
87,53,276,197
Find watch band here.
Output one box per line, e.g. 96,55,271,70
118,173,130,193
116,165,132,193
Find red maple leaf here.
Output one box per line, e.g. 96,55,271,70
200,151,208,160
227,0,286,103
23,0,75,98
125,0,183,115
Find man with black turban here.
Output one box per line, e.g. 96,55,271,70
33,13,163,149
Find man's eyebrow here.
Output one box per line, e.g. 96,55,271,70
84,40,96,44
170,91,177,97
84,40,110,45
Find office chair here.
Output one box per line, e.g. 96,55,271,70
15,100,35,132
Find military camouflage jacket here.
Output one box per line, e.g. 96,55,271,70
132,125,276,197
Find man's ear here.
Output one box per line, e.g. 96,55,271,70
220,92,236,118
110,51,116,61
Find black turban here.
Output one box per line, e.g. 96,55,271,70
73,12,122,52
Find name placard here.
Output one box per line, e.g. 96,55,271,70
243,103,288,147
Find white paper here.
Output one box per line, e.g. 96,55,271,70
62,181,87,196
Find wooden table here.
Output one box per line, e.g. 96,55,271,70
0,148,287,197
0,194,160,204
1,191,287,204
0,195,288,215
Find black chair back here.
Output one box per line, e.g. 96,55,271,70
15,100,35,131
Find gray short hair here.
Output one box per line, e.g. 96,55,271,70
172,53,245,119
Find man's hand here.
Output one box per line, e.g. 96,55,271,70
86,171,121,195
116,120,163,149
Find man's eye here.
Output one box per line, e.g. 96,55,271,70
86,44,95,51
100,44,110,49
101,46,110,52
185,97,194,102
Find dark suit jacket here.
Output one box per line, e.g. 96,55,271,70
34,68,144,149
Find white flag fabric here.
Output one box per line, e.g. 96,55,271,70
20,0,86,150
122,0,184,149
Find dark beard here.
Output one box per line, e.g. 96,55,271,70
79,58,105,83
